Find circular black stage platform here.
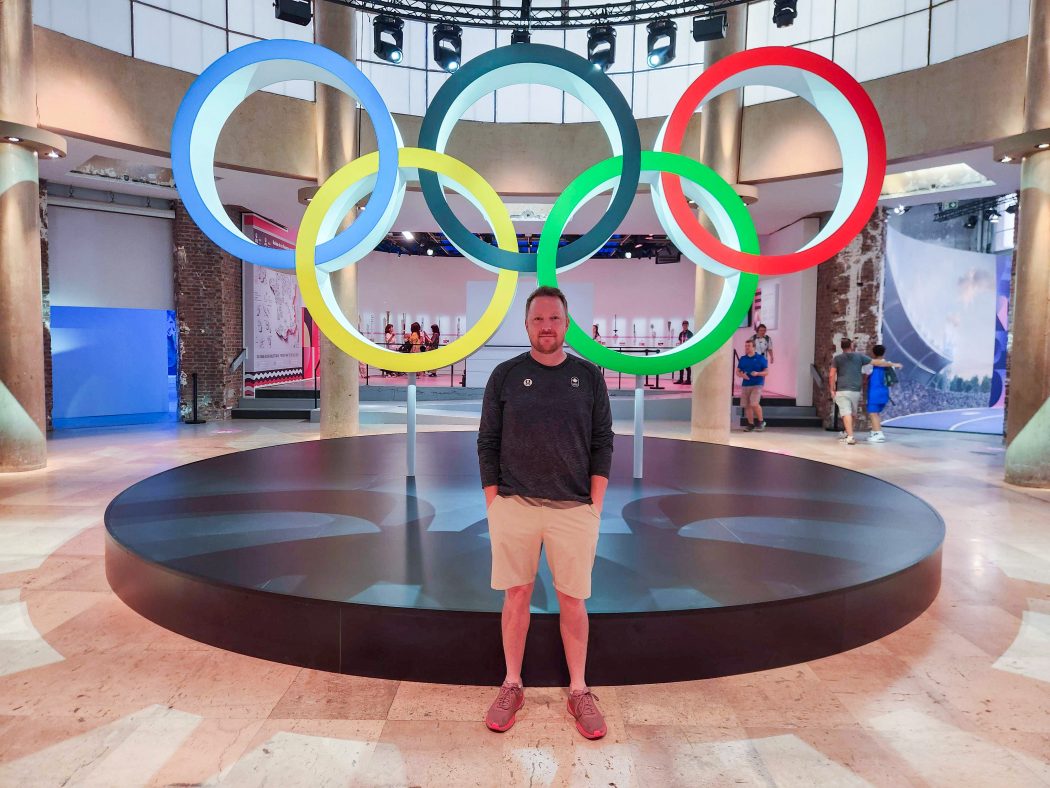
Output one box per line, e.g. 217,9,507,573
105,433,944,686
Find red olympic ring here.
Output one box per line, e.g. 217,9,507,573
659,46,887,277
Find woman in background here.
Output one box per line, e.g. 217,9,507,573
381,323,396,376
427,324,441,376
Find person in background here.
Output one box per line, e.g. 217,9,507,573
864,344,903,443
736,339,769,431
426,324,441,377
592,324,601,342
829,338,898,445
748,323,774,365
674,320,694,385
830,338,867,445
408,322,424,353
381,323,396,377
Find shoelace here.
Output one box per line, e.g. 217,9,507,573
497,684,520,710
572,690,599,717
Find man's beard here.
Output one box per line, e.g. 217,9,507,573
531,334,563,354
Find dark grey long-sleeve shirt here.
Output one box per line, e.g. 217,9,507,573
477,352,614,503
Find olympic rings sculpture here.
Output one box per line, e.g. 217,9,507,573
171,39,885,376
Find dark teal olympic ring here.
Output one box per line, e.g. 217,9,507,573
417,43,642,273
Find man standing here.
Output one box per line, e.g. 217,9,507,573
478,286,614,740
748,323,774,365
864,344,903,442
737,339,769,431
830,338,869,445
674,320,694,384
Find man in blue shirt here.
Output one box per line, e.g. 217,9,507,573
737,339,769,431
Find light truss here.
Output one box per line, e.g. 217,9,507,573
322,0,753,30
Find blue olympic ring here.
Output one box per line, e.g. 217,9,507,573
171,39,402,270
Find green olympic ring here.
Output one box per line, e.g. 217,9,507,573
536,150,759,376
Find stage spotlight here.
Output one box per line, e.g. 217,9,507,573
433,23,463,72
511,28,531,44
625,250,632,259
587,25,616,72
985,208,1001,224
373,15,404,64
647,19,677,68
426,246,435,256
401,231,414,240
964,215,978,229
273,0,311,26
773,0,798,28
892,204,907,215
692,12,727,42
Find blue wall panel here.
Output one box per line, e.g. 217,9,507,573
52,306,177,429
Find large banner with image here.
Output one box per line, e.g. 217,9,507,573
879,226,1010,435
241,214,304,393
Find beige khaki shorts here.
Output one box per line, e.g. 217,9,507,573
487,494,601,600
740,386,763,407
835,390,861,416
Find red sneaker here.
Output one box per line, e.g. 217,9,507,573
567,689,607,739
485,682,525,732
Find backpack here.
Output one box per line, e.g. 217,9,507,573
883,366,899,387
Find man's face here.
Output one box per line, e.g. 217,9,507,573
682,322,689,330
526,296,568,356
756,326,766,337
745,342,755,356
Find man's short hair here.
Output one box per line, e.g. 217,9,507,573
682,320,689,326
757,323,767,331
744,339,754,347
840,337,853,351
872,344,886,357
525,286,568,317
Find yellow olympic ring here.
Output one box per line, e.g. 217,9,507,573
296,147,519,373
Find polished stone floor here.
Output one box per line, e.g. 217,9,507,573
0,418,1048,787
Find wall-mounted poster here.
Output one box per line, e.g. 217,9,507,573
241,214,303,394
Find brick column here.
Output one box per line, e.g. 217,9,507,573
812,208,887,430
173,201,243,421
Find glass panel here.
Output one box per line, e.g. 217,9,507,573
132,4,173,69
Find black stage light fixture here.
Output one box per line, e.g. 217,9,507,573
373,15,404,64
964,214,978,229
433,23,463,72
273,0,311,26
647,19,677,68
587,25,616,72
773,0,798,28
511,28,531,44
692,12,728,42
1006,203,1018,214
985,208,1001,224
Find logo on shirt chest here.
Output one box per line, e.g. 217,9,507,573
523,378,533,387
570,376,580,388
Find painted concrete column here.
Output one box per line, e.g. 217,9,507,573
316,2,361,439
1005,0,1050,486
690,4,747,443
0,0,46,471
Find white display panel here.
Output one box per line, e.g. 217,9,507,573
33,0,132,56
49,206,175,311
